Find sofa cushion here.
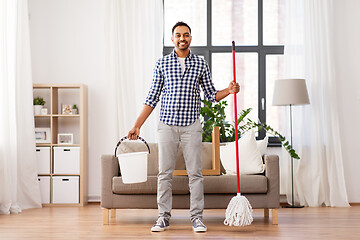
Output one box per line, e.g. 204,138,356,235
203,174,268,194
112,176,189,194
220,129,266,175
112,174,267,195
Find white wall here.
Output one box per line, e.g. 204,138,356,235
333,0,360,203
28,0,360,202
29,0,117,202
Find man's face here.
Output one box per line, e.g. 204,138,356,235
171,26,192,51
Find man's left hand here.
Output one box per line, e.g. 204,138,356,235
228,81,240,94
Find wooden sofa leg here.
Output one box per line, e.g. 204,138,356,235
272,209,278,225
264,208,269,218
110,209,116,222
103,208,109,225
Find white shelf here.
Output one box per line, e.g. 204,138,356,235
33,84,88,206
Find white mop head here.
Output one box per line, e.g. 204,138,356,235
224,194,253,226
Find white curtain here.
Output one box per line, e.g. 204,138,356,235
281,0,349,207
106,0,163,142
0,0,42,214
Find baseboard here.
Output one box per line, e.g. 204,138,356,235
349,203,360,206
88,195,101,203
280,194,360,206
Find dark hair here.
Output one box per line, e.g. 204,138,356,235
172,21,191,34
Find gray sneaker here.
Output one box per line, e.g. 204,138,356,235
151,217,170,232
192,218,207,232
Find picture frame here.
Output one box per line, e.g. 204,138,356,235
35,128,51,143
57,133,74,145
61,104,73,114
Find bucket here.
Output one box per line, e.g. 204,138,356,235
114,136,150,184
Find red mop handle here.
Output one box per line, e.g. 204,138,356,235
232,41,240,194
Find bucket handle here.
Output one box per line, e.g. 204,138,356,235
114,136,150,157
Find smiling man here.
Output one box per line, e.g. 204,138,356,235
128,21,240,233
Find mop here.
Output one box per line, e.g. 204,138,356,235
224,41,253,227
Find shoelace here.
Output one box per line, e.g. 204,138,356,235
194,219,205,227
155,218,165,227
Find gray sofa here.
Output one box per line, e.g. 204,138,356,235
101,129,279,225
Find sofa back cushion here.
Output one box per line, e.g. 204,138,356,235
117,141,213,176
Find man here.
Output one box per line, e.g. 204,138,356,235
128,21,240,232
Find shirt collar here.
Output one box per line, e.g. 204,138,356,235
171,49,193,60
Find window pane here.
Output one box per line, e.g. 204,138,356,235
164,0,207,46
212,0,258,46
263,0,285,45
211,53,258,126
266,55,284,135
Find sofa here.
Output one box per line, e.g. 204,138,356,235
101,127,280,225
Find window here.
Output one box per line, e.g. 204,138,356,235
164,0,285,144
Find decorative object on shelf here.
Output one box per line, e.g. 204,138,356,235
58,133,74,144
41,108,48,115
35,128,51,143
272,78,310,208
72,104,78,114
33,96,45,115
61,104,73,114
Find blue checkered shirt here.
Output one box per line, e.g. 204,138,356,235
145,50,218,126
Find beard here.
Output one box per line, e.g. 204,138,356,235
177,41,189,50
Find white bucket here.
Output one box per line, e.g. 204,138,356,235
117,151,148,184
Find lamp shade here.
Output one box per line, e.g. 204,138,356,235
272,79,310,106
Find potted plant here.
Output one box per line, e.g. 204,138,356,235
201,99,299,159
33,96,45,115
72,104,78,114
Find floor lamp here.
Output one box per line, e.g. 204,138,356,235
272,79,310,208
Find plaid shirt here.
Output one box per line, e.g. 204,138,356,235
145,50,218,126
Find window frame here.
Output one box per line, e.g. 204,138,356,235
163,0,284,146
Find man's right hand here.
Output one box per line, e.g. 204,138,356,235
127,105,154,140
128,127,140,140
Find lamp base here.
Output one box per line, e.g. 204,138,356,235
282,204,304,208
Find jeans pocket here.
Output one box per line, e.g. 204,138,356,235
157,121,166,131
194,119,202,133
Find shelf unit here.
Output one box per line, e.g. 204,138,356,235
33,84,88,206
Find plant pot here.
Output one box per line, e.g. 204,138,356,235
34,105,43,115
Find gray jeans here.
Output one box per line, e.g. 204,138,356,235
157,119,204,222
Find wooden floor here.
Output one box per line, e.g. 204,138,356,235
1,203,360,239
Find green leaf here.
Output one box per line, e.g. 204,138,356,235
200,99,301,161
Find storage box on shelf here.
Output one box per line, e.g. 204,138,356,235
52,176,80,204
36,147,50,175
33,84,88,206
53,147,80,174
37,177,50,204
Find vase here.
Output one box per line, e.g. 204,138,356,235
34,105,43,115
